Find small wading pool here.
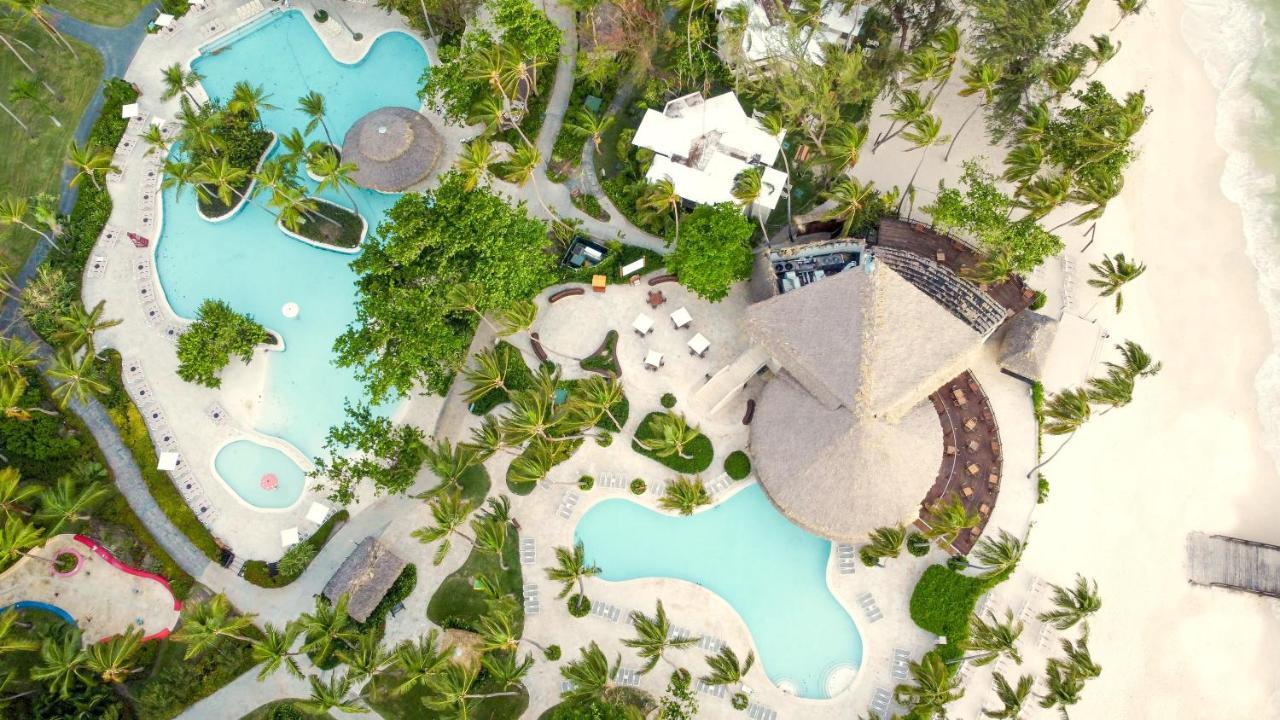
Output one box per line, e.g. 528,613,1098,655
214,440,307,509
574,483,862,698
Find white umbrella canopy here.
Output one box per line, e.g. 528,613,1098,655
155,12,175,27
157,451,180,471
280,527,300,548
306,502,330,525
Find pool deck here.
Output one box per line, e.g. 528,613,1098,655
0,533,181,643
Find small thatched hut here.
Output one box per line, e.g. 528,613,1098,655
998,309,1059,383
341,107,442,193
323,537,407,623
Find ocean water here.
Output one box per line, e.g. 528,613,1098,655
1181,0,1280,468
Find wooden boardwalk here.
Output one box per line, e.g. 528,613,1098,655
1186,532,1280,598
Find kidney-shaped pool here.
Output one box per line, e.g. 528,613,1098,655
574,483,862,699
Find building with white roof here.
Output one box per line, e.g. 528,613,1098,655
715,0,868,69
632,91,788,219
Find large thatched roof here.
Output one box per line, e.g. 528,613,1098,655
998,310,1059,382
341,107,442,192
745,259,983,421
323,537,407,623
749,371,941,541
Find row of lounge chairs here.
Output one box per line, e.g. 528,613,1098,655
836,543,857,575
857,591,883,623
519,537,536,566
523,583,539,615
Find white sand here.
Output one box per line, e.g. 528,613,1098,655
855,1,1280,716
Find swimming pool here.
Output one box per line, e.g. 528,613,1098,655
155,11,428,506
213,439,308,509
574,483,862,699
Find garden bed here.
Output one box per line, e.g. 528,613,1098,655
241,509,350,588
571,191,610,221
469,341,540,415
278,198,366,250
195,129,274,220
630,412,714,473
426,522,524,634
580,329,621,377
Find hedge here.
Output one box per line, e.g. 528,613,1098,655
241,509,351,587
630,412,714,474
909,564,991,664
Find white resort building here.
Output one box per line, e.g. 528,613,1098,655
632,91,788,219
715,0,868,69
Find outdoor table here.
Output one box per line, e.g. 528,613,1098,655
687,333,710,357
647,290,666,308
644,350,664,370
670,307,692,329
633,314,654,336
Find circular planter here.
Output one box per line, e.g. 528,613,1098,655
53,550,84,577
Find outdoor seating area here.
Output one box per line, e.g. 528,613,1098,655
924,370,1004,553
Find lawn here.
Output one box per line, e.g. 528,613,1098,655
49,0,152,26
0,25,102,272
240,700,334,720
426,525,524,635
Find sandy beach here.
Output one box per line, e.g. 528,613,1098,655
856,0,1280,715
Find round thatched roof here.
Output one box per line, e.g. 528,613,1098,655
341,106,442,192
749,371,941,542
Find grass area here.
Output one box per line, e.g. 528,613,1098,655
241,509,351,587
570,191,610,221
426,523,524,634
580,330,620,377
98,350,223,565
286,199,365,249
909,562,1019,665
630,412,714,474
240,699,335,720
49,0,151,25
364,668,529,720
0,25,101,272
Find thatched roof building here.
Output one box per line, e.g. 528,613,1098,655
323,537,407,623
342,107,442,193
745,257,985,541
998,310,1059,383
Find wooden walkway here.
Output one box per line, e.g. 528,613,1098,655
919,370,1003,555
1186,532,1280,598
871,219,1035,316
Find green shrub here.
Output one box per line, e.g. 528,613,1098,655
660,393,677,409
630,478,646,495
570,192,609,221
909,565,989,661
241,509,350,588
1029,290,1047,310
860,547,881,567
1038,476,1050,503
567,593,591,617
731,692,749,711
579,330,621,377
176,299,270,388
907,532,930,557
470,341,536,415
544,644,562,661
631,412,714,474
578,475,595,491
313,8,329,21
595,432,613,447
946,555,970,572
723,450,751,480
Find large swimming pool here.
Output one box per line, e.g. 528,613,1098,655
574,483,862,699
155,11,427,507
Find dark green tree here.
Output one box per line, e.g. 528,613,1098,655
666,203,754,302
175,299,269,388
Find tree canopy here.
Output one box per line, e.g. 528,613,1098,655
176,299,269,388
335,171,555,401
924,160,1062,273
310,402,427,504
666,203,754,302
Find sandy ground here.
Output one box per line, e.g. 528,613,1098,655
855,1,1280,716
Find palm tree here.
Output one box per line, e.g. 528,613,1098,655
1087,253,1145,315
0,97,30,135
823,177,877,237
46,350,108,409
65,141,117,190
482,650,535,691
946,61,1002,161
298,91,334,146
1113,0,1146,29
175,97,221,156
461,347,511,404
7,0,78,56
310,147,362,218
298,594,359,664
1052,172,1123,231
426,661,519,716
971,529,1026,580
964,609,1024,666
0,468,38,521
898,114,948,213
0,196,57,250
30,628,87,698
567,106,613,152
390,630,450,695
9,78,59,127
251,622,304,680
162,160,208,203
172,594,255,659
227,81,276,122
1085,370,1134,412
637,413,702,460
0,337,37,382
1053,628,1102,679
1037,661,1085,718
36,475,108,534
823,122,868,174
623,600,700,673
142,124,170,158
1106,340,1162,380
874,89,930,151
0,608,38,656
659,476,711,516
636,178,681,243
567,375,625,432
732,167,770,238
893,652,962,716
963,246,1017,286
921,494,980,547
1038,575,1102,631
160,63,203,105
984,672,1034,719
455,139,499,191
412,491,476,565
1086,34,1120,75
701,645,754,687
471,514,510,570
560,642,622,704
339,632,391,681
421,437,480,491
0,516,44,566
194,157,248,208
1017,173,1073,221
83,627,144,684
301,672,367,714
1002,142,1044,186
861,525,906,566
1025,388,1092,478
546,541,600,599
53,300,121,354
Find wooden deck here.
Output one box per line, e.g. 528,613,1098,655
919,370,1003,554
1187,532,1280,598
871,219,1035,317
